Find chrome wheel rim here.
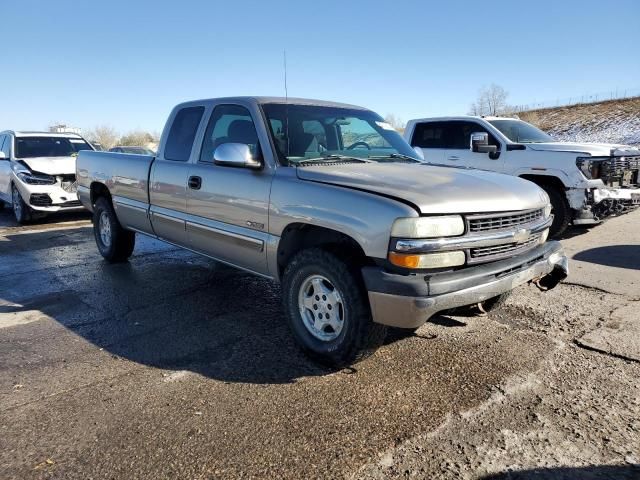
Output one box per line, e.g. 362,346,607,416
298,274,345,342
12,187,22,220
98,211,112,247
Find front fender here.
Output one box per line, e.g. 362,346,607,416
269,169,417,259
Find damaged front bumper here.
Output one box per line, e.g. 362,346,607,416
570,183,639,225
362,241,568,329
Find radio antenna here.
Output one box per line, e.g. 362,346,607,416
283,49,291,162
283,49,288,101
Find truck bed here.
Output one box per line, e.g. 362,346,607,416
76,150,155,232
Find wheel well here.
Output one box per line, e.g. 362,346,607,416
519,174,566,193
277,223,369,278
90,182,111,206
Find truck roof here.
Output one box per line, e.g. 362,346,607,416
407,115,516,123
175,96,369,111
0,130,84,138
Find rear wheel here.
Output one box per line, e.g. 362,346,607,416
541,185,570,238
282,248,387,367
93,196,135,262
12,184,31,224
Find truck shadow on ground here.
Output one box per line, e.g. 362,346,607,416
481,464,639,479
573,245,640,270
1,232,460,384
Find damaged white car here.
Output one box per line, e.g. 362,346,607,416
0,131,93,223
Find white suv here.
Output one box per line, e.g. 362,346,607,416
0,131,93,223
404,116,640,236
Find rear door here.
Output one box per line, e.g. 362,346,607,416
149,105,205,246
409,122,446,163
185,103,273,275
442,120,504,172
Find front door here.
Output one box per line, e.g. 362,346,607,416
186,104,273,275
442,120,504,172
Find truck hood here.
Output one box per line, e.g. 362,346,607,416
526,142,640,157
296,163,548,214
18,156,76,175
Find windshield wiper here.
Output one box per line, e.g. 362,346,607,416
367,153,421,163
295,154,374,165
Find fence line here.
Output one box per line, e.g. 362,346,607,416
511,87,640,113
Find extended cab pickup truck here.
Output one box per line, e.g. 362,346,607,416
404,116,640,236
77,97,568,366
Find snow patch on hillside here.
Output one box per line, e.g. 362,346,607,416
521,97,640,146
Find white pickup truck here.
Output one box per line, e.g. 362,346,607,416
404,116,640,236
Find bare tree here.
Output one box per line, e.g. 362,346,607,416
469,84,510,116
85,125,119,149
119,130,158,147
384,113,406,132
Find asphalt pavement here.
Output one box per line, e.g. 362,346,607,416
1,207,638,479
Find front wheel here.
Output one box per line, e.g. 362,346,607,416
12,184,31,224
282,248,387,367
93,196,135,262
541,185,570,238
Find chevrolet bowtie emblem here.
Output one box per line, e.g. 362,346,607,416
513,229,529,243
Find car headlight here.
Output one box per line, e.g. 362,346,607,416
543,203,552,218
576,156,593,179
16,171,56,185
391,215,465,238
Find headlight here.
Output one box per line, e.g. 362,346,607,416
543,203,552,218
389,251,466,269
391,215,465,238
576,157,593,179
16,171,56,185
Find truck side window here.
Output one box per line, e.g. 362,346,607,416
164,106,205,161
200,104,260,162
445,121,499,149
411,122,447,148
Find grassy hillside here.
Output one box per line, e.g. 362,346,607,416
518,96,640,146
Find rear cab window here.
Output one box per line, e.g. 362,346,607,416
164,106,205,161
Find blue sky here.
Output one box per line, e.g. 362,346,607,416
3,0,639,134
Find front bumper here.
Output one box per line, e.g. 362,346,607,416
572,186,639,224
13,179,84,212
362,241,568,329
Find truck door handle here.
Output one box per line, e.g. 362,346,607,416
448,156,460,161
188,176,202,190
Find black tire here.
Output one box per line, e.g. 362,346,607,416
93,196,135,262
11,184,31,224
0,199,5,210
541,185,570,238
478,291,511,313
282,248,387,367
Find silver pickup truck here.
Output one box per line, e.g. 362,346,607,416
77,97,568,366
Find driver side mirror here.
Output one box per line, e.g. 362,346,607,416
470,132,498,154
213,143,262,170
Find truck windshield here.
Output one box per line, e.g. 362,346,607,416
15,136,93,158
261,104,420,165
488,120,554,144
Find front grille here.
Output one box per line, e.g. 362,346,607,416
469,234,541,263
61,200,82,207
467,208,544,233
29,193,53,207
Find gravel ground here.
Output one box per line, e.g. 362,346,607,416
0,208,639,479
